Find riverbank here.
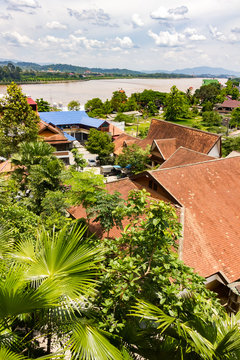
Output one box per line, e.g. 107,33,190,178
0,78,227,106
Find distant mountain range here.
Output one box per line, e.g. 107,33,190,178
144,66,240,77
0,60,239,77
0,60,142,75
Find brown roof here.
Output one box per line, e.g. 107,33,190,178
113,133,137,155
39,120,71,143
114,119,220,157
217,99,240,109
68,178,140,239
146,119,220,155
153,138,177,160
160,147,215,169
149,157,240,282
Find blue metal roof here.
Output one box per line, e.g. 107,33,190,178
38,111,105,128
63,132,76,141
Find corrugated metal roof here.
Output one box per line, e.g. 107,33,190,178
38,111,105,128
63,132,76,141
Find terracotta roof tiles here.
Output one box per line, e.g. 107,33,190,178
146,119,220,155
160,147,215,169
149,157,240,282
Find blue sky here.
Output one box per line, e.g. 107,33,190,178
1,0,240,71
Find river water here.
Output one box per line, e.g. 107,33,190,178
0,78,227,107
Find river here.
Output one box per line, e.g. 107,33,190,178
0,78,227,107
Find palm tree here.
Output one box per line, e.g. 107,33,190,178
131,300,240,360
10,141,57,192
0,224,125,359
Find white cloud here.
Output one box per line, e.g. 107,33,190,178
209,25,226,41
67,7,114,26
6,0,40,12
131,13,144,27
148,30,185,47
74,29,83,35
231,27,240,33
151,5,188,21
115,36,134,48
1,31,34,46
69,35,105,49
46,21,67,30
184,28,206,41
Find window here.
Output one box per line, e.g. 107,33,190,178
149,180,153,189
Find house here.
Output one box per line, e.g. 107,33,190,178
26,97,38,112
39,111,123,143
159,147,215,169
131,156,240,310
70,155,240,311
114,119,221,165
215,99,240,113
39,120,75,165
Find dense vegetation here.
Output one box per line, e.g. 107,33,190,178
1,83,240,358
0,62,193,84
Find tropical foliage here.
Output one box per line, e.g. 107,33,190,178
0,83,39,158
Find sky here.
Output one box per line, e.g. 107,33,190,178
1,0,240,71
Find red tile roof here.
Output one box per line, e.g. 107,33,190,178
153,138,177,160
27,97,37,106
146,119,220,155
160,147,215,169
149,157,240,282
39,120,71,143
113,133,137,155
217,99,240,109
114,119,221,157
68,178,140,239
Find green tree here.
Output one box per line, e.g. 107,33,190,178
0,82,39,158
68,100,80,111
0,225,124,359
71,148,87,171
114,113,134,124
102,99,113,114
86,129,114,164
164,86,190,121
202,111,222,127
230,107,240,128
194,83,221,104
94,190,221,338
88,108,106,118
222,136,240,156
201,100,213,112
117,144,150,173
147,100,158,115
65,169,105,209
87,190,124,237
36,98,51,112
85,98,103,112
132,300,240,360
110,90,128,112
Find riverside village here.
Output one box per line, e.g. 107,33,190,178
2,76,240,359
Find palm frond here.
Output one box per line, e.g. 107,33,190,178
12,225,102,298
68,321,124,360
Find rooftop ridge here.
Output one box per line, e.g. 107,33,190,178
149,118,220,139
150,154,239,173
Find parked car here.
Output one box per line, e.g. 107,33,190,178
88,159,97,167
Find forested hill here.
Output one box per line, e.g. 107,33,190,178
0,61,192,77
0,61,142,75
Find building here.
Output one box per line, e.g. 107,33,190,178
215,99,240,113
39,111,122,143
39,120,75,165
114,119,221,166
70,155,240,310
